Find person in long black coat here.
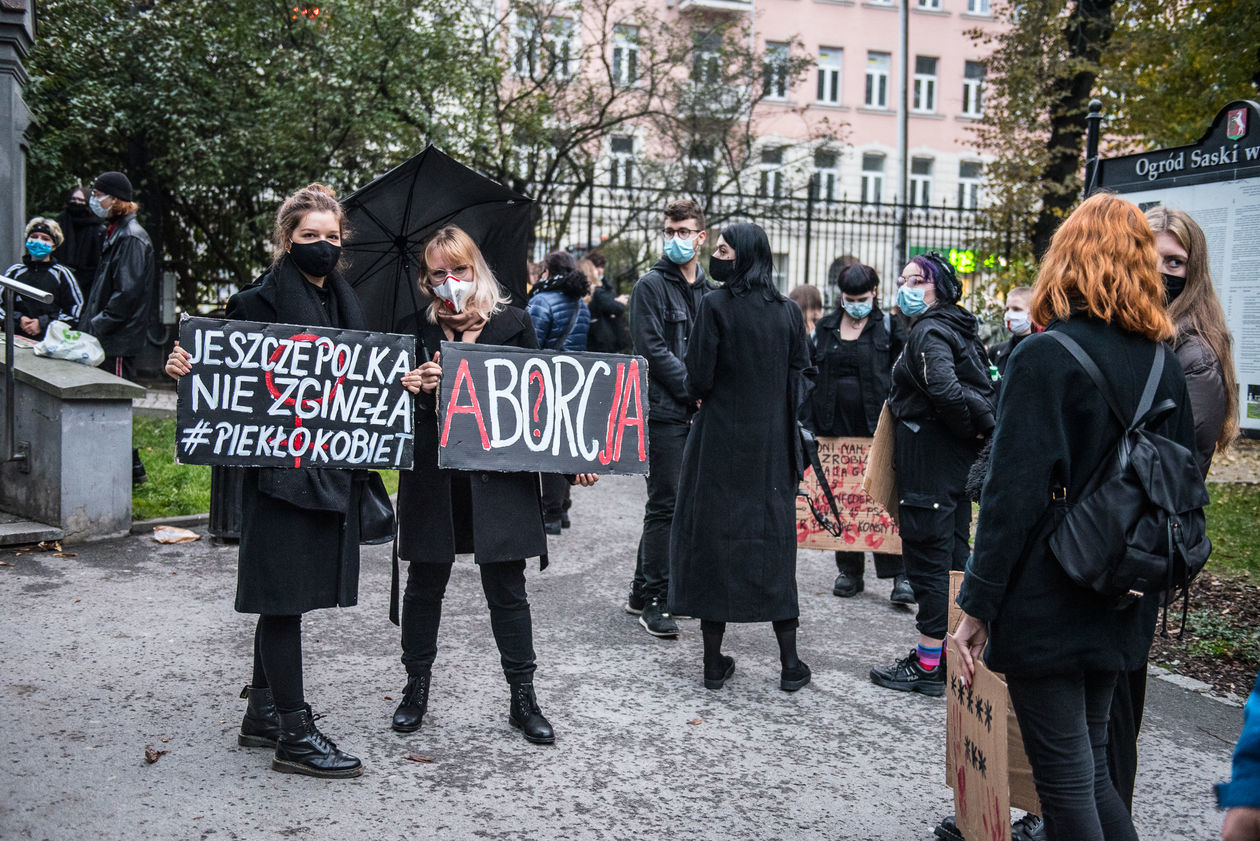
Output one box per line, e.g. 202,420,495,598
166,183,365,779
392,225,596,745
952,193,1198,841
668,222,814,692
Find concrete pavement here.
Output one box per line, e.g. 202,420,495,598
0,475,1240,840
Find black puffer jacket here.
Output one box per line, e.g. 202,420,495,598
80,213,155,357
888,303,996,440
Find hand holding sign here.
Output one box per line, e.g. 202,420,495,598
166,341,192,378
950,612,990,687
402,351,441,395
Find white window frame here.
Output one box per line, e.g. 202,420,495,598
909,157,933,207
764,41,790,100
865,52,890,109
962,61,985,118
917,0,942,8
861,153,885,204
512,17,541,78
967,0,991,13
816,47,843,105
958,161,982,211
613,25,639,87
546,17,577,80
759,146,786,199
693,30,722,87
812,149,840,202
609,136,635,191
912,56,938,113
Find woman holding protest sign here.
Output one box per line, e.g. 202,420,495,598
393,225,596,745
950,194,1197,841
668,222,814,692
166,182,366,779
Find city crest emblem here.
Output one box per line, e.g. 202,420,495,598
1226,107,1247,141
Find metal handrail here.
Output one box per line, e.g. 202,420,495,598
1,273,55,465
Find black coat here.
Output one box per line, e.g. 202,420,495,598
801,305,906,436
54,206,104,290
1174,333,1226,478
226,259,368,615
80,213,155,358
629,257,716,424
395,306,549,567
958,316,1195,678
587,277,630,353
987,331,1029,378
668,289,812,623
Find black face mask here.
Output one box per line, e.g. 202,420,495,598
290,240,341,278
707,256,735,284
1162,272,1186,303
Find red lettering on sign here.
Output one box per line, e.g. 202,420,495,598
598,362,626,465
613,359,646,463
440,358,490,450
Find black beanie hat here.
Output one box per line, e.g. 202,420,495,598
93,171,133,201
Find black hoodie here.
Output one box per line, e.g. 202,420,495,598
888,302,996,440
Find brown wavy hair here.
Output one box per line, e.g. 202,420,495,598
270,182,348,268
1146,205,1239,449
1030,193,1173,342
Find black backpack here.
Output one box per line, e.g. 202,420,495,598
1044,332,1211,620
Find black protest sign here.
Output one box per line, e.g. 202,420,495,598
175,316,415,470
436,342,650,475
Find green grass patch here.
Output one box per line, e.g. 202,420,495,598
1206,483,1260,582
132,417,399,520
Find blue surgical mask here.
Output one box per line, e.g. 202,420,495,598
842,300,873,321
89,194,109,219
897,284,929,317
25,239,54,260
663,235,696,265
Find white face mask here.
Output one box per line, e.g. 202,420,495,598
1005,309,1032,335
431,273,474,313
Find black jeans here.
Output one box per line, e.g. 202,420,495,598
401,560,536,685
633,419,689,601
1106,665,1148,812
1006,671,1138,841
540,474,570,523
835,551,905,579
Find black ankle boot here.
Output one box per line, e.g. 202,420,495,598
703,654,736,690
238,685,281,748
508,683,555,744
391,673,430,733
272,706,363,778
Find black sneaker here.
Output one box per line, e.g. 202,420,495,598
869,650,945,696
639,599,679,638
933,815,964,841
832,571,864,597
624,588,645,615
889,573,916,606
543,519,562,535
1012,814,1046,841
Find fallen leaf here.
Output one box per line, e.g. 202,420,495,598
38,540,62,552
403,755,434,763
0,560,11,566
74,599,80,603
384,696,393,701
53,553,77,558
153,526,200,544
687,719,703,725
160,737,169,743
144,745,170,764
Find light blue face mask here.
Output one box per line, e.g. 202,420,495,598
25,239,54,260
897,284,929,316
89,194,109,219
663,235,696,265
842,300,873,321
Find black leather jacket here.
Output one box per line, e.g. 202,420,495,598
80,213,155,357
629,257,716,424
801,305,906,436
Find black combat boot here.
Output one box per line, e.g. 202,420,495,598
391,672,431,734
508,683,555,744
272,706,363,778
237,685,281,748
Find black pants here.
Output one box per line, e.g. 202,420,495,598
1006,671,1138,841
633,419,689,601
1105,665,1147,812
835,551,904,579
251,614,305,714
401,560,536,685
540,474,570,523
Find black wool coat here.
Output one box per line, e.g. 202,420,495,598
668,289,813,623
801,305,906,436
395,306,548,567
226,259,368,615
958,315,1196,678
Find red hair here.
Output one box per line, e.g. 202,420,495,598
1031,193,1174,342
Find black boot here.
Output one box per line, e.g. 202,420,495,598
702,621,734,689
272,706,363,778
508,683,555,744
391,672,430,733
238,685,281,748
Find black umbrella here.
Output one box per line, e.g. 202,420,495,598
341,145,535,333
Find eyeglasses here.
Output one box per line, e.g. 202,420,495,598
898,274,929,287
661,228,700,240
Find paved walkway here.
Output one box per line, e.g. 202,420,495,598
0,477,1240,840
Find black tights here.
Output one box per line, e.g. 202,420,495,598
250,614,304,714
700,618,800,673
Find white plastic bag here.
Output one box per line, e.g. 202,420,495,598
32,321,106,367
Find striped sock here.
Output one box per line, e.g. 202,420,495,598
916,643,942,670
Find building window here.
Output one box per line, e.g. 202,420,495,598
861,153,885,204
816,47,843,104
962,61,985,117
512,18,541,78
918,0,941,8
909,157,933,207
609,136,635,190
685,142,716,194
763,41,790,99
912,56,938,113
613,25,639,87
547,18,576,79
693,30,722,86
812,149,840,202
967,0,990,13
865,52,890,109
759,147,785,199
958,160,982,210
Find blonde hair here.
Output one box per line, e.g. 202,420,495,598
1145,205,1239,450
577,258,600,291
271,183,348,268
25,217,65,248
420,226,510,322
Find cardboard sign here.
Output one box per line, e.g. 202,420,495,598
863,402,900,526
796,436,901,553
175,316,415,470
436,342,650,475
947,649,1012,841
947,572,1043,819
